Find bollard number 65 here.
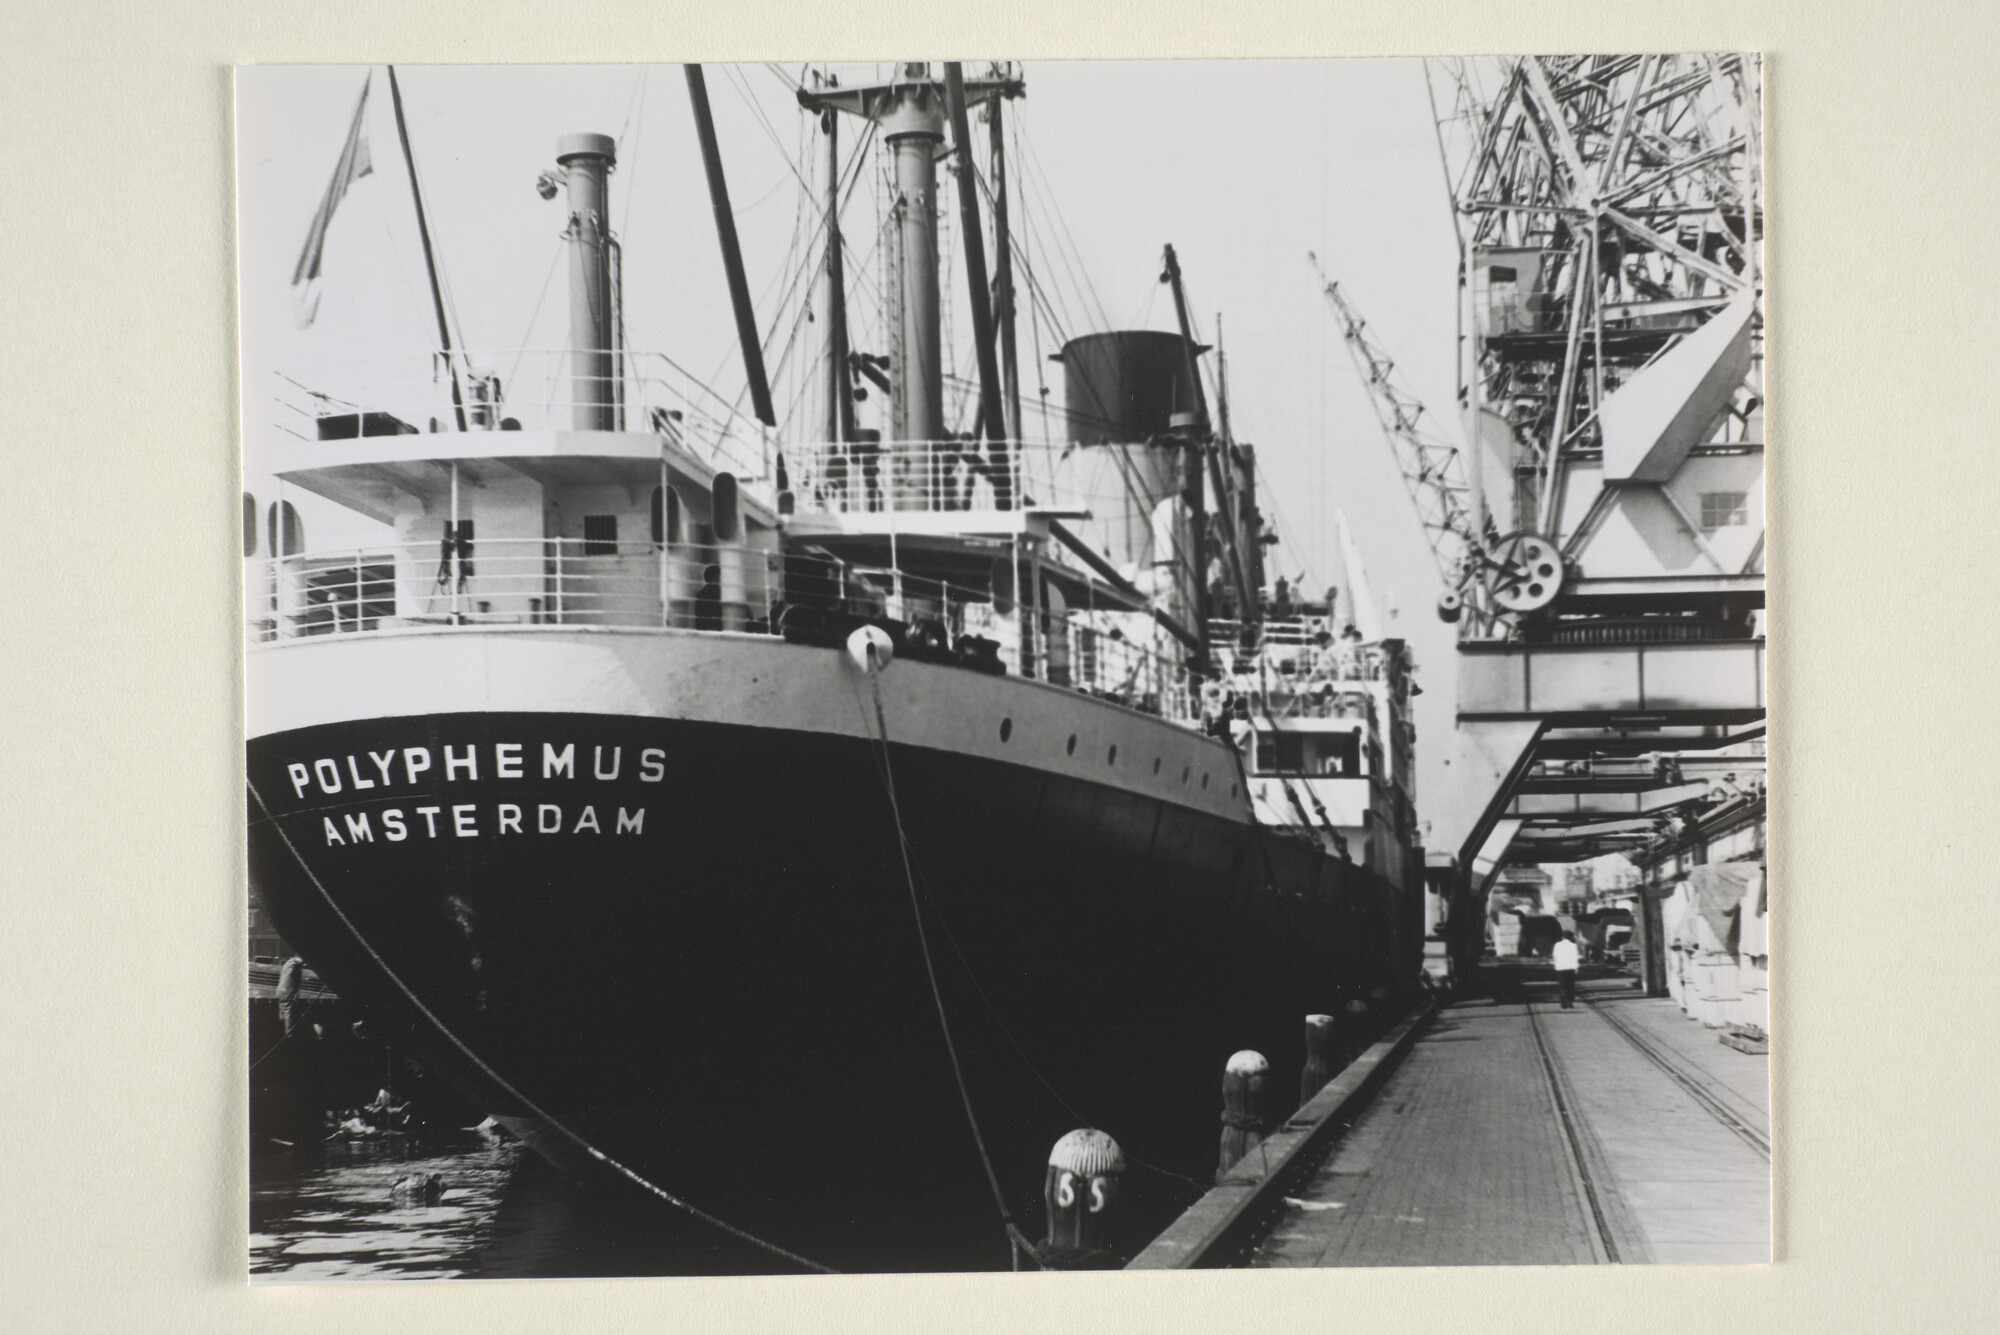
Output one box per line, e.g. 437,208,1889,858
1055,1170,1109,1213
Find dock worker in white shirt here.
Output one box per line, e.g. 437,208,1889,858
1551,932,1581,1009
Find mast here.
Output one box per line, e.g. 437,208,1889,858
685,64,778,429
987,68,1022,445
1160,245,1210,666
1215,317,1268,603
384,66,467,432
1161,245,1269,651
801,65,1022,451
819,84,854,444
942,63,1006,447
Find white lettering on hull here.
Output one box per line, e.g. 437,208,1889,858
287,740,667,796
319,803,647,844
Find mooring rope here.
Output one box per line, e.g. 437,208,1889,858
244,775,841,1274
849,669,1043,1271
887,846,1210,1192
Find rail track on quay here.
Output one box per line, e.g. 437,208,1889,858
1133,969,1770,1268
1519,985,1770,1264
1576,993,1771,1160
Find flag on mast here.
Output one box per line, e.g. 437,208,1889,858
291,73,374,329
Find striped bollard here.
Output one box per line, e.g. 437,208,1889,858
1040,1129,1127,1269
1300,1014,1336,1108
1219,1050,1271,1176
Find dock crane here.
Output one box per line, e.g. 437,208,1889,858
1309,253,1560,635
1409,56,1766,979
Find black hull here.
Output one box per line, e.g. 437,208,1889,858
247,708,1419,1272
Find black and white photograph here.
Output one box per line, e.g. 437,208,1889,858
238,56,1768,1279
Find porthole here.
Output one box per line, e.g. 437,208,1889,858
999,718,1013,743
1230,782,1238,798
1066,734,1077,756
1152,758,1162,776
1182,766,1191,784
1201,773,1210,790
1107,745,1118,766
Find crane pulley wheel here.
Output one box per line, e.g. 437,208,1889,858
1486,532,1564,614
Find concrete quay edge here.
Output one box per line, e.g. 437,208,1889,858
1125,998,1439,1269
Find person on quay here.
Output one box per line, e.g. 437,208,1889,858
1552,931,1581,1009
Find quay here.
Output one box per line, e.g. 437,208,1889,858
1131,960,1769,1267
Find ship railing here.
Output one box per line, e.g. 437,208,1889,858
1207,618,1393,686
245,538,1199,722
784,438,1025,516
779,559,1195,721
246,538,787,640
783,439,1168,522
268,350,770,483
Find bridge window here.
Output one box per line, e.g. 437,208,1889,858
1323,731,1362,776
584,515,618,556
1254,731,1304,774
1699,491,1748,532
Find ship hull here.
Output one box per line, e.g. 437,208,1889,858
246,631,1417,1271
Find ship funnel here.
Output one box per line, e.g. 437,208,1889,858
1056,331,1202,445
1052,331,1202,575
552,132,617,431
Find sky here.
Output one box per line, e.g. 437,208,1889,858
237,60,1468,811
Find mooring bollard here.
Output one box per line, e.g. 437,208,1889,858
277,955,305,1037
1341,996,1371,1065
1039,1128,1127,1269
1300,1014,1336,1108
1219,1049,1271,1176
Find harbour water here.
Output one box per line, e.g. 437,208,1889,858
251,1128,848,1279
250,1133,522,1281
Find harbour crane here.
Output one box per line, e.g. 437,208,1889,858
1308,252,1488,626
1415,55,1767,972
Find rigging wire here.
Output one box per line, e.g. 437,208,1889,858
384,67,474,399
847,673,1043,1271
616,66,648,157
883,817,1209,1192
725,64,819,203
504,244,566,391
750,120,882,435
1015,172,1080,342
244,776,839,1274
708,114,878,426
1015,116,1110,331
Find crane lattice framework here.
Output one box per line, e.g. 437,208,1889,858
1309,253,1484,607
1413,55,1768,972
1432,53,1763,587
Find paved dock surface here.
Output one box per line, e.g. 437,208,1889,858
1251,961,1769,1267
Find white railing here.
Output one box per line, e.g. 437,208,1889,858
783,438,1182,522
785,438,1027,516
1203,617,1392,724
245,538,1198,724
245,537,783,640
270,350,769,484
